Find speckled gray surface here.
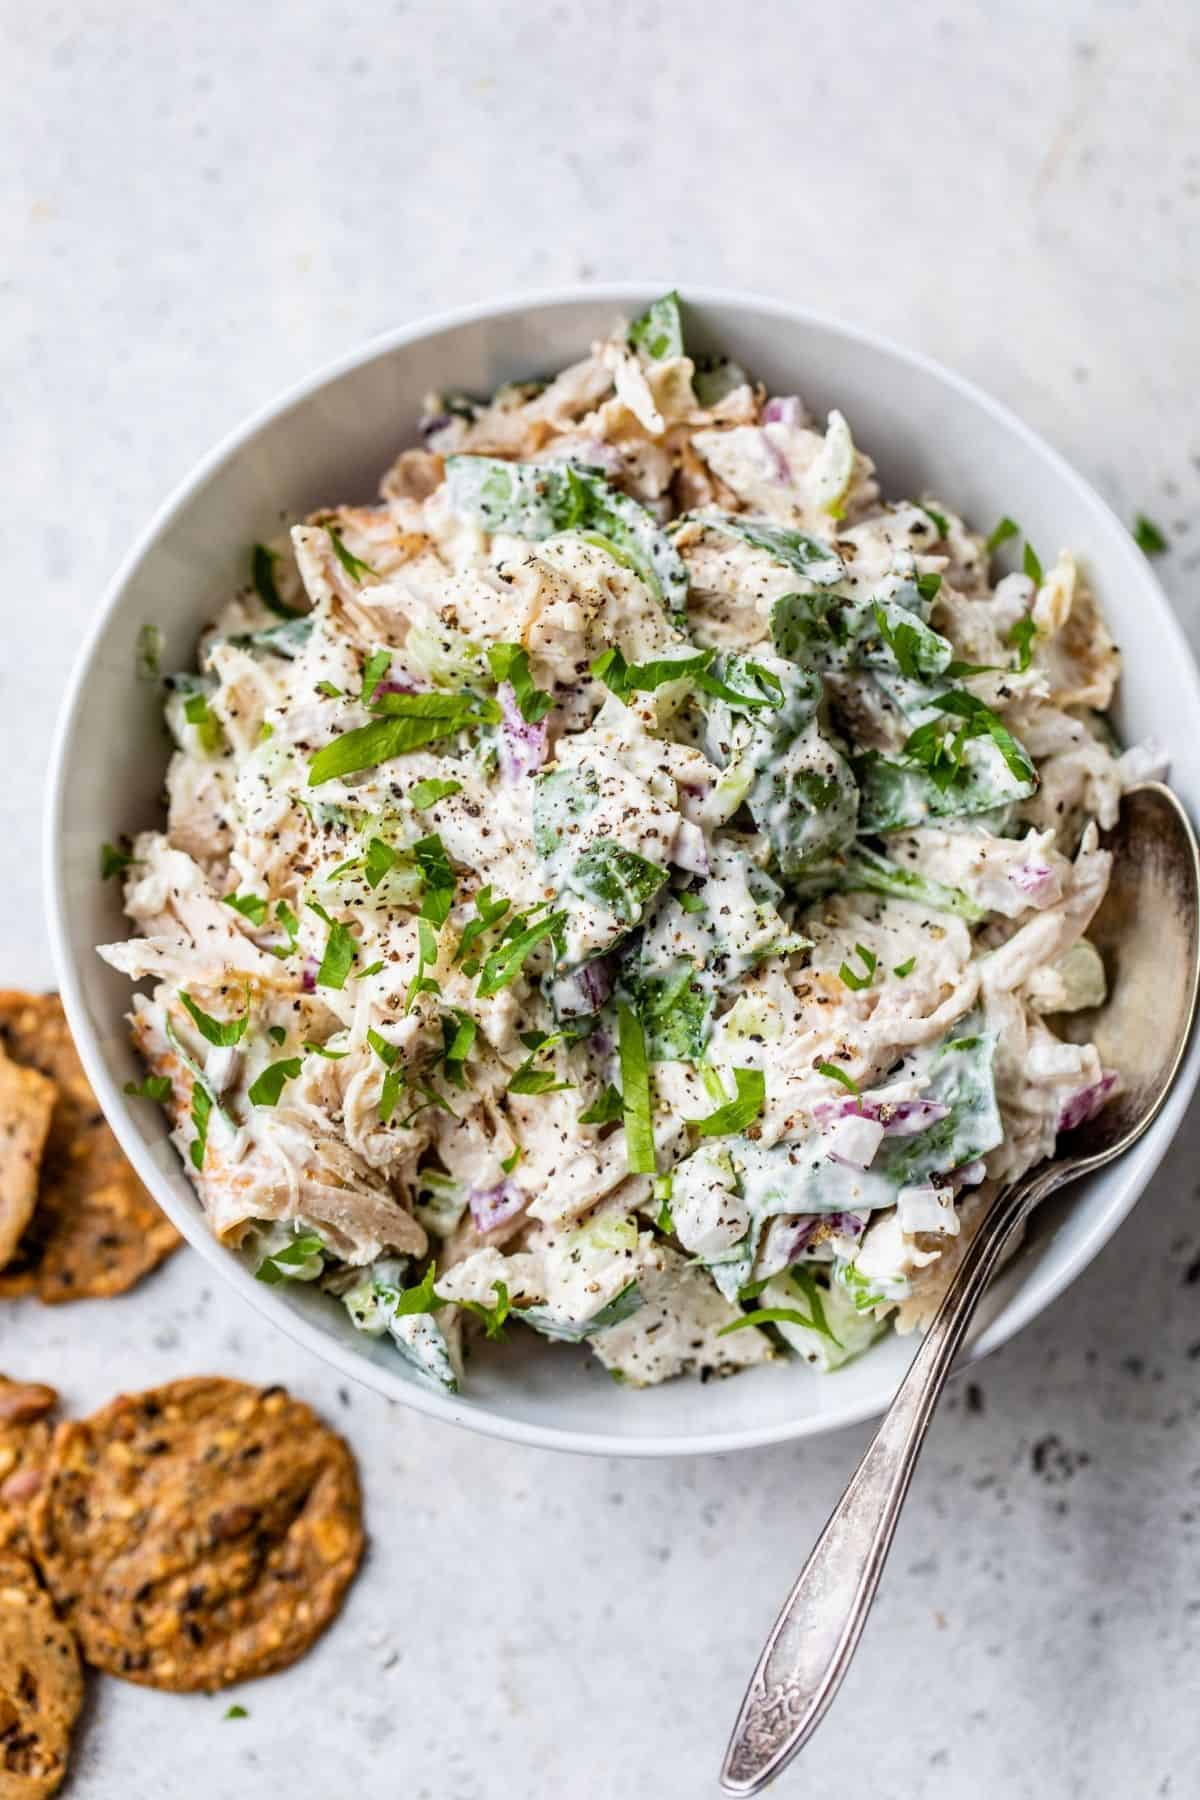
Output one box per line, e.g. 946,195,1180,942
4,3,1200,1795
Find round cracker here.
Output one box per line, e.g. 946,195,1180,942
31,1378,363,1692
0,1384,59,1561
0,993,180,1303
0,1057,55,1274
0,1553,83,1799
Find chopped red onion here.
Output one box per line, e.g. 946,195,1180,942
468,1180,526,1234
812,1094,949,1136
1009,862,1061,907
1058,1072,1117,1133
496,682,549,781
757,1214,821,1279
301,958,318,994
373,674,421,699
553,956,614,1019
762,395,803,427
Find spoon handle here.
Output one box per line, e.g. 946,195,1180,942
720,1161,1064,1796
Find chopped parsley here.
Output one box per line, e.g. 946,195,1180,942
267,1025,287,1046
408,776,463,810
486,643,554,722
224,1704,249,1721
360,649,393,702
475,909,566,999
124,1074,171,1102
686,1066,766,1137
1006,613,1038,672
309,904,357,990
179,989,249,1047
223,890,268,927
676,889,707,915
255,1230,324,1284
363,837,398,890
1022,541,1044,587
984,516,1019,555
579,1083,625,1124
307,692,498,787
188,1079,212,1170
391,1262,446,1317
838,942,877,991
919,503,949,537
247,1057,302,1107
915,571,942,604
458,1279,511,1339
252,542,301,619
326,524,376,584
616,1003,656,1174
1133,513,1169,556
100,840,139,881
454,885,511,973
816,1061,860,1097
893,956,917,979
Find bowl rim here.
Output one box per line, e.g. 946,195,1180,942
45,281,1200,1457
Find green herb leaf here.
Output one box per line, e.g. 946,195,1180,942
1133,513,1169,556
307,693,493,786
816,1061,859,1096
275,901,300,953
360,649,392,702
327,524,376,585
919,503,950,537
179,989,249,1047
454,885,511,969
1022,541,1043,587
458,1279,511,1340
391,1263,446,1318
984,516,1020,555
441,1009,477,1086
124,1074,172,1102
309,904,357,990
406,914,442,1014
252,542,302,619
1006,613,1038,672
363,837,398,890
617,1003,656,1174
224,1704,249,1721
627,290,684,362
676,890,707,915
925,691,1035,785
486,642,554,723
579,1083,625,1124
893,956,916,978
247,1057,302,1106
686,1066,765,1137
476,910,566,999
838,942,877,991
268,1025,287,1046
100,840,140,881
255,1230,324,1285
303,1040,348,1059
315,680,343,699
915,571,942,604
408,777,462,810
591,644,711,701
414,834,455,927
188,1079,212,1170
222,890,268,927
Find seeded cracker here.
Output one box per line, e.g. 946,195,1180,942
0,993,179,1302
0,1384,59,1560
0,1056,54,1274
31,1378,364,1691
0,1553,82,1799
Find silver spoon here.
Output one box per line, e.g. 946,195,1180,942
721,782,1200,1796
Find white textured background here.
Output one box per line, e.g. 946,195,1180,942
5,3,1200,1795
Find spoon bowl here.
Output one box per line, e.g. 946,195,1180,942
722,781,1200,1795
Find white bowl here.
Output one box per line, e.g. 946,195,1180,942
46,285,1200,1458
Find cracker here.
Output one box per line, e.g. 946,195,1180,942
31,1378,363,1692
0,993,180,1303
0,1384,59,1561
0,1058,55,1273
0,1553,83,1799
